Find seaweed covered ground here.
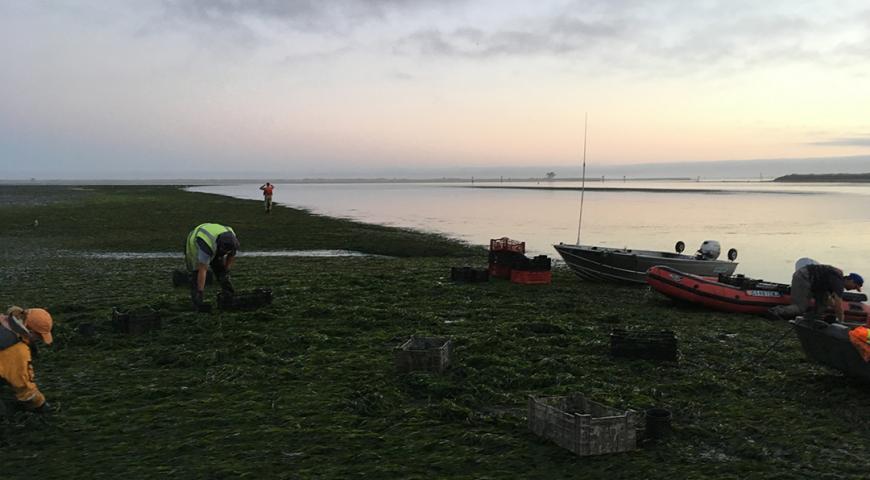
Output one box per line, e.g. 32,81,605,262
1,185,868,479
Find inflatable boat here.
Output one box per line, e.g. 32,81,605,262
646,265,870,323
791,317,870,382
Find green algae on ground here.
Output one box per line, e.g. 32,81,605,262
1,185,869,479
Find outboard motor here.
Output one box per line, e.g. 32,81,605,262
696,240,721,260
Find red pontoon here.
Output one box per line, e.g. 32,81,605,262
646,265,870,323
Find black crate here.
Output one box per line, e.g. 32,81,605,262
610,328,678,362
217,288,273,311
488,250,528,268
112,306,161,335
513,255,551,272
450,266,489,283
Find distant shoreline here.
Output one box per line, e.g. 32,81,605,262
4,172,870,185
773,173,870,182
0,176,694,186
465,185,817,195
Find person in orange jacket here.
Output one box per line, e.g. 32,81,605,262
259,182,275,213
0,307,54,412
849,326,870,362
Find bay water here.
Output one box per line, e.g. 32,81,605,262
189,181,870,284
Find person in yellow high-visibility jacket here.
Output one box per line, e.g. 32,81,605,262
185,223,240,309
0,307,54,412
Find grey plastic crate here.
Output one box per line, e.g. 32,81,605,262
395,337,453,373
528,393,638,456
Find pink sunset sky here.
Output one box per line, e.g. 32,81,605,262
2,0,870,179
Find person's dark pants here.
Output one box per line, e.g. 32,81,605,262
770,267,813,320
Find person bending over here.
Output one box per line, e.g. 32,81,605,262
767,264,862,322
185,223,240,309
0,307,54,412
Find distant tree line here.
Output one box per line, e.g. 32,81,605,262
774,173,870,182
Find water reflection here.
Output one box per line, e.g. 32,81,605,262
72,250,379,260
189,182,870,283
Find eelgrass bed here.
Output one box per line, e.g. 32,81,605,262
1,185,868,479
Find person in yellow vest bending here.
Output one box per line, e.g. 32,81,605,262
0,307,54,413
185,223,240,309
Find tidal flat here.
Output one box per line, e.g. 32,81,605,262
1,185,868,479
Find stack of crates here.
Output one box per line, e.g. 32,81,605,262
489,237,525,279
510,255,552,285
488,237,552,284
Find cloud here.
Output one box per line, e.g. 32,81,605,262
394,15,622,59
393,0,870,73
161,0,467,34
808,136,870,147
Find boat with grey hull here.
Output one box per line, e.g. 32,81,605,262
553,243,739,284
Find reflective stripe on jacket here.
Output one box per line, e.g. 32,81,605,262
0,342,45,408
184,223,235,271
848,326,870,362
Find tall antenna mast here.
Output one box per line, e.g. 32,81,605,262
576,113,588,245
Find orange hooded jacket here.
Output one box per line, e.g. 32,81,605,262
0,313,47,409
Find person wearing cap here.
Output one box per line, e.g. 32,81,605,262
185,223,240,309
767,263,863,322
0,307,53,412
259,182,274,213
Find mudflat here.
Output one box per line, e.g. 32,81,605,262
1,185,867,479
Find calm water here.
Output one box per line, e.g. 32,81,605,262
190,181,870,284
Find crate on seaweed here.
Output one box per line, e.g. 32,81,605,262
610,328,678,362
510,270,552,285
528,393,638,456
112,306,161,335
395,337,453,373
450,266,489,283
490,237,525,254
217,288,273,311
488,250,527,279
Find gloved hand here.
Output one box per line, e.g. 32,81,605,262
34,401,52,415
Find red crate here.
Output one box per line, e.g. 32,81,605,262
510,270,552,285
490,237,525,254
489,263,512,279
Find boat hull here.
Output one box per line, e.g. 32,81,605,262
553,244,738,284
792,318,870,382
647,265,870,323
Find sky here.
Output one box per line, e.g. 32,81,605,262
2,0,870,180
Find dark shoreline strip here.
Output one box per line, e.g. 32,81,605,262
463,185,820,195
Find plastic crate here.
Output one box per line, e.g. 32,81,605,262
450,267,489,283
528,393,638,456
112,306,161,335
510,270,552,285
217,288,273,311
610,329,678,362
395,337,453,373
488,263,512,279
490,237,525,254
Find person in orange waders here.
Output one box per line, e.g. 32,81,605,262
0,307,54,413
259,182,274,213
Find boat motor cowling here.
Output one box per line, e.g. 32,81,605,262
696,240,721,260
